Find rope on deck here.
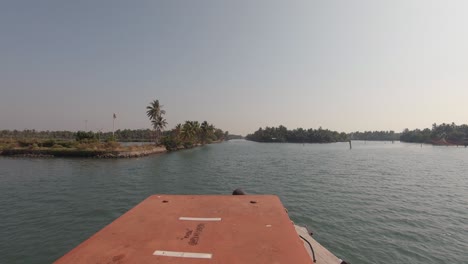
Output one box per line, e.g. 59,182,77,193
299,235,317,263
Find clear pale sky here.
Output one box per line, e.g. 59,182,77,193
1,1,467,135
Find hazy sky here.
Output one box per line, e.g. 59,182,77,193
1,1,468,135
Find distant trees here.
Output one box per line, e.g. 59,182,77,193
245,126,348,143
75,131,97,142
5,122,468,147
226,134,243,140
399,128,432,143
161,120,227,150
0,129,155,142
112,129,153,142
349,131,399,141
181,121,198,147
400,123,468,144
200,121,214,145
146,100,167,145
0,130,76,140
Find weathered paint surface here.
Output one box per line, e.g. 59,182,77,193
295,225,343,264
54,195,313,264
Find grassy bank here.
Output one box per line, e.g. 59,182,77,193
0,139,165,158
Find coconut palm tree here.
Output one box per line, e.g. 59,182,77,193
150,116,167,145
146,100,165,120
146,100,166,144
200,121,212,145
193,121,201,143
172,123,182,139
181,121,196,145
207,124,215,141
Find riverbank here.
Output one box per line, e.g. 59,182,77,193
0,138,167,158
0,139,225,158
0,146,167,158
398,138,468,146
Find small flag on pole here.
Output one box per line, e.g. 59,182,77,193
113,113,116,119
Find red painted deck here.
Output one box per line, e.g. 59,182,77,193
55,195,313,264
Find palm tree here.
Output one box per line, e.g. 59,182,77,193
172,123,182,140
146,100,165,120
181,121,196,145
200,121,216,144
146,100,166,144
151,116,167,136
193,121,201,143
200,121,209,144
207,124,215,141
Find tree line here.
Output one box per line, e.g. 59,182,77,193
161,120,228,150
245,126,348,143
246,123,468,145
400,123,468,144
0,99,230,156
227,134,243,140
146,99,228,150
0,129,154,142
349,131,400,141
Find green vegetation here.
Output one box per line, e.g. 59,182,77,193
161,120,227,151
246,123,468,145
0,137,158,157
3,121,468,156
75,131,97,141
0,99,229,156
0,130,75,140
246,126,348,143
146,100,167,144
227,134,243,140
400,123,468,145
349,131,400,141
0,129,153,142
111,129,153,141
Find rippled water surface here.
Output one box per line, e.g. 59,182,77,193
0,140,467,263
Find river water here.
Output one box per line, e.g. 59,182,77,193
0,140,467,263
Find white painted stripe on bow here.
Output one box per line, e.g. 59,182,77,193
153,250,212,259
179,217,221,221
